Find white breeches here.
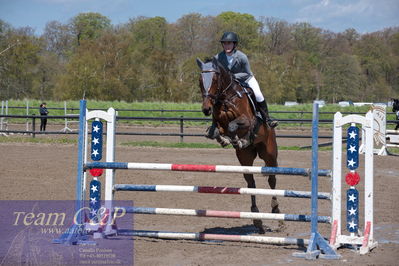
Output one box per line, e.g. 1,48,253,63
248,76,264,102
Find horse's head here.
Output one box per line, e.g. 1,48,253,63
392,98,399,113
196,57,230,116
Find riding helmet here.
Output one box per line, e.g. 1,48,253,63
220,32,239,43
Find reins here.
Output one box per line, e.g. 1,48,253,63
201,69,237,104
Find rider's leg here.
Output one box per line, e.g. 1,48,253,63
247,77,278,128
205,120,230,147
205,120,217,139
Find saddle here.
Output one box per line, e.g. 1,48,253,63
233,79,262,120
233,79,263,141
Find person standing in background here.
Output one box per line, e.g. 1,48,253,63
39,102,49,131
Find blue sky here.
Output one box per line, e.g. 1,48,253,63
1,0,398,35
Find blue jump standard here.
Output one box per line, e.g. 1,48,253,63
292,103,341,260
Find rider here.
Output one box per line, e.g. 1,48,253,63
214,31,278,129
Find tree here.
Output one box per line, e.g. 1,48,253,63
353,32,397,100
55,44,100,100
32,51,60,100
1,13,398,103
55,28,137,101
171,13,217,57
129,16,168,53
216,12,261,52
342,28,360,47
71,12,111,45
42,20,74,59
259,17,292,55
322,54,362,103
0,27,42,99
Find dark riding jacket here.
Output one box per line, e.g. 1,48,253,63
40,106,48,116
215,49,253,83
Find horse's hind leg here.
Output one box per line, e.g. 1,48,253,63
257,135,284,230
236,148,265,234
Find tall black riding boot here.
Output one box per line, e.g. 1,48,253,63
205,121,218,139
257,100,278,128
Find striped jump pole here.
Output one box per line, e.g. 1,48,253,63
118,230,309,246
85,162,332,177
116,206,331,223
114,184,331,200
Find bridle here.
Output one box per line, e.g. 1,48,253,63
200,69,234,102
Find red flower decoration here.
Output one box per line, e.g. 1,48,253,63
89,168,103,177
345,172,360,186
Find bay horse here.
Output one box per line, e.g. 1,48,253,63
196,57,279,234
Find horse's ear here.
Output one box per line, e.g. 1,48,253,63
196,58,204,70
212,57,220,70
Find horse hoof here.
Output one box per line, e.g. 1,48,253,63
276,221,286,232
272,206,280,214
217,137,230,147
220,142,229,147
253,219,265,234
231,142,240,149
271,197,279,210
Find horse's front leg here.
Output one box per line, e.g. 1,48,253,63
243,173,266,234
228,117,251,149
206,122,231,147
213,126,231,147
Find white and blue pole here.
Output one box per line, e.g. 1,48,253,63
293,103,341,260
54,100,93,245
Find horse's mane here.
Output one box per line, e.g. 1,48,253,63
203,57,213,64
201,57,233,79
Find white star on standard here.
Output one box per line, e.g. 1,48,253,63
90,209,97,216
91,185,98,193
348,193,357,202
347,158,356,167
348,145,357,153
349,130,357,139
90,197,97,204
348,220,357,229
93,125,100,133
92,149,99,157
348,207,357,216
92,137,99,145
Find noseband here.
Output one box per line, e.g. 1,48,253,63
201,69,233,101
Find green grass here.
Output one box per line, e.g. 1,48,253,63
387,147,399,155
121,140,314,150
121,140,225,149
0,136,76,144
